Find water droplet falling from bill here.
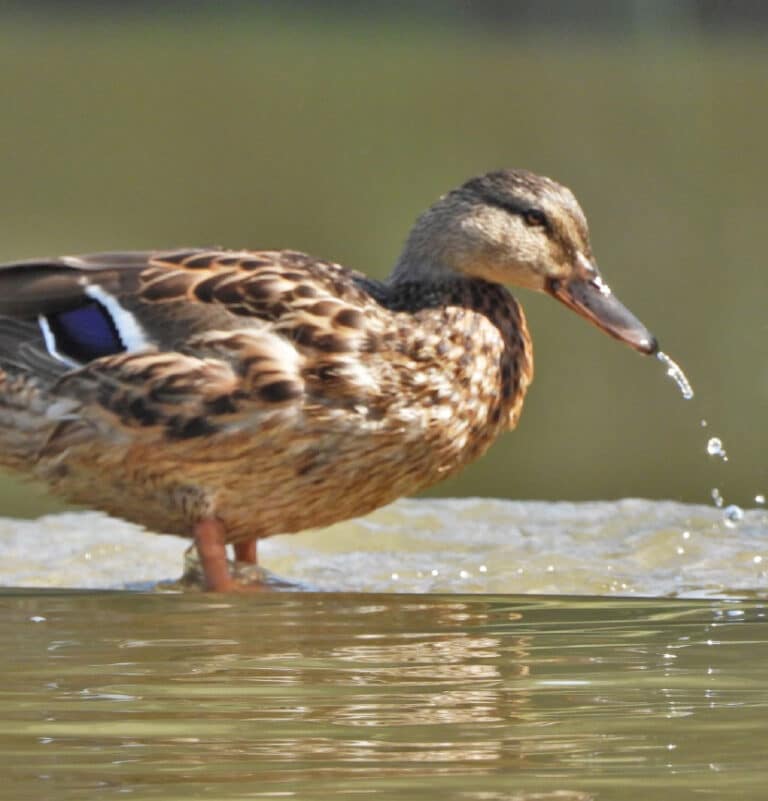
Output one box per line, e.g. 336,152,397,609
706,437,728,461
656,351,694,400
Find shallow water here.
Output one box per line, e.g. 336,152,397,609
2,499,768,800
3,590,768,801
2,498,766,597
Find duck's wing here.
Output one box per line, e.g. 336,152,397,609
0,249,375,356
0,249,383,435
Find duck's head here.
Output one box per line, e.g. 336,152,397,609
392,169,657,355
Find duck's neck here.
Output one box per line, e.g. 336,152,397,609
388,252,458,286
383,263,534,440
387,201,466,286
374,266,516,334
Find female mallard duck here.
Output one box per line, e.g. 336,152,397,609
0,170,656,591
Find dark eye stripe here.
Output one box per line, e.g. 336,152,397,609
487,198,550,230
45,301,126,363
487,197,529,216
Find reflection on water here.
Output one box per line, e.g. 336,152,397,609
2,591,767,800
2,500,766,797
0,498,766,597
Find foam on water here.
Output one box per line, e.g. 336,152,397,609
0,497,766,597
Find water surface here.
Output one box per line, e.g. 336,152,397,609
3,590,767,801
3,499,768,799
2,498,766,597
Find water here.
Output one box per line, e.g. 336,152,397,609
2,497,767,801
2,497,767,598
704,438,744,525
656,351,694,401
707,437,728,460
652,355,748,527
723,504,745,529
3,590,768,801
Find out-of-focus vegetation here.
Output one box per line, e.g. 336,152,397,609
0,4,764,517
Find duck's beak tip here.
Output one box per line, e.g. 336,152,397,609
638,334,659,356
623,330,658,356
547,274,657,356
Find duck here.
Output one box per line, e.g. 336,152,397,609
0,169,657,591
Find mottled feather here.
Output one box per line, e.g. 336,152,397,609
0,169,655,589
0,244,530,540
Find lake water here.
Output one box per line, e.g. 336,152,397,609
4,591,768,801
2,498,768,800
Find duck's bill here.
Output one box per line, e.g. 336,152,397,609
546,275,658,355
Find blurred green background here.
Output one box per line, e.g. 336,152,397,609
0,2,764,517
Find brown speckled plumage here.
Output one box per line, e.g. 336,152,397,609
0,170,656,590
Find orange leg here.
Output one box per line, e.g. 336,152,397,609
234,539,258,564
193,518,236,592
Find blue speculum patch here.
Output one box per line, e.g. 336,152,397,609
46,301,125,363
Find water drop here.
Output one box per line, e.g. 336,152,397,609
656,351,694,400
756,494,766,506
700,419,708,427
706,437,728,461
711,487,724,508
723,505,744,528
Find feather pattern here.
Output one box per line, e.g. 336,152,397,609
0,169,656,589
0,245,530,541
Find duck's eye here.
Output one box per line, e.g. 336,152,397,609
522,209,548,228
